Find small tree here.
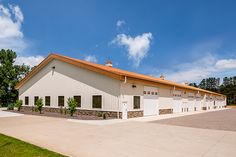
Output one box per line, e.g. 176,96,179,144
67,97,77,116
14,100,23,111
7,103,14,110
36,98,44,114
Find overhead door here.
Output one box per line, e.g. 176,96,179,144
173,90,182,113
188,93,195,111
209,99,214,109
173,99,182,113
143,86,159,116
195,100,201,111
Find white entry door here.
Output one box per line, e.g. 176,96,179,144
143,86,159,116
122,102,128,119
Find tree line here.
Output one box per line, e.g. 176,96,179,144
189,77,236,105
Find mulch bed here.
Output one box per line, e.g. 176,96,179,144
6,110,112,120
227,105,236,108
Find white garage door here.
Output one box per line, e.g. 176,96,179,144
173,99,182,113
143,86,159,116
188,100,195,111
209,100,214,109
173,90,182,113
144,99,158,116
195,100,201,111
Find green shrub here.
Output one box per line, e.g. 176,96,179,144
7,103,14,110
60,106,68,115
67,97,77,116
32,106,37,112
96,111,102,117
59,106,62,114
102,113,107,119
35,98,44,114
59,106,63,114
64,107,67,115
14,100,23,111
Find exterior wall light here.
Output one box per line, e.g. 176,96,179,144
51,66,55,75
132,84,136,88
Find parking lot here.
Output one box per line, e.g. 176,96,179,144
152,109,236,132
0,109,236,157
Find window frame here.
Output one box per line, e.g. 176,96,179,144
74,95,81,108
92,95,102,109
133,96,140,109
25,96,29,105
58,96,64,107
45,96,50,106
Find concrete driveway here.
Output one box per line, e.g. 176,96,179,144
0,110,236,157
152,109,236,131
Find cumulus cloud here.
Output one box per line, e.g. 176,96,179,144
84,55,97,63
113,32,152,67
0,4,27,52
0,3,42,68
15,56,45,67
165,54,236,83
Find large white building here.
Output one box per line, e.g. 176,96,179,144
16,53,227,119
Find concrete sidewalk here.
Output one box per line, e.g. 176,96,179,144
131,108,229,122
67,108,229,125
0,108,23,118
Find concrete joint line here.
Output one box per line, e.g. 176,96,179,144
201,133,227,157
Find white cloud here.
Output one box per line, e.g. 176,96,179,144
84,55,97,63
116,20,125,29
0,4,43,68
15,56,45,67
0,4,27,52
113,32,152,67
215,59,236,70
165,54,236,83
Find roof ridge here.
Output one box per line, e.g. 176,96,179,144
50,53,223,96
15,53,225,97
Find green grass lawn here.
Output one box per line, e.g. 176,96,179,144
0,133,67,157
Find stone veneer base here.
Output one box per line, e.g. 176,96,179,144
128,111,143,118
21,106,144,119
159,109,173,115
21,106,121,119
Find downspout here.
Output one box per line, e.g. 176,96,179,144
173,86,176,95
118,75,127,119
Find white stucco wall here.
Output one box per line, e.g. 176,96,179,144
19,59,120,111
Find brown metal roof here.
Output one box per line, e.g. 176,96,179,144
15,53,225,97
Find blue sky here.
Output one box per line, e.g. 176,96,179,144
1,0,236,83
